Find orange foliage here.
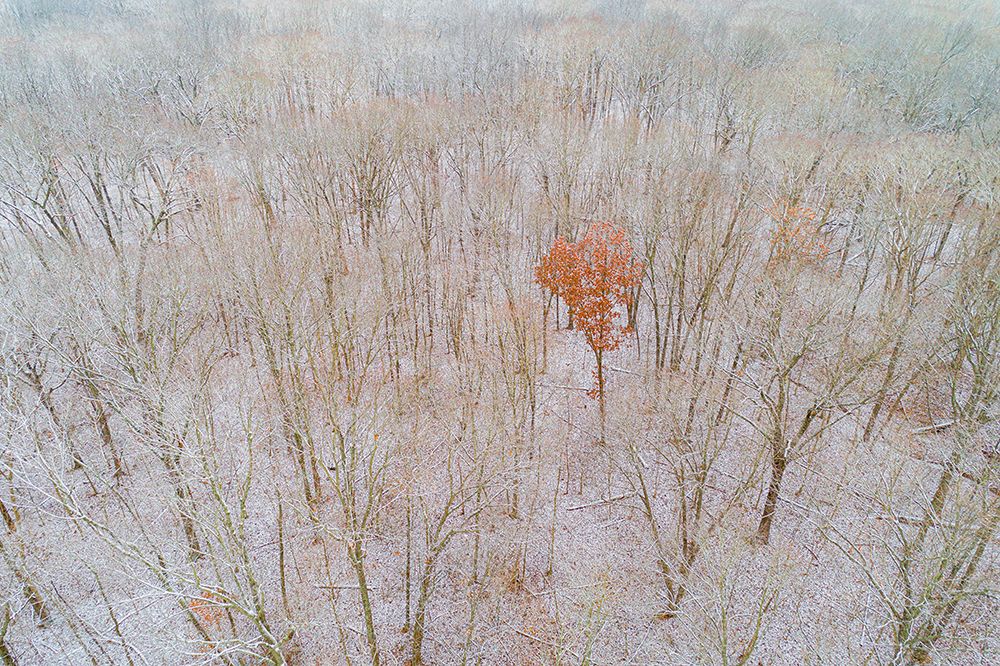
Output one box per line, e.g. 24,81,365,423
535,221,644,394
768,201,829,264
189,590,224,629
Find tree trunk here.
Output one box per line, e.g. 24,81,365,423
864,320,908,442
410,568,433,665
595,348,606,445
404,497,412,632
0,499,15,534
0,604,16,666
756,442,787,544
349,541,381,666
85,380,121,477
162,449,202,561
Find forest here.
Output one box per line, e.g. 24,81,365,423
0,0,998,664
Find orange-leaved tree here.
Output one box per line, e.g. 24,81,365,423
767,201,829,265
536,221,644,439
